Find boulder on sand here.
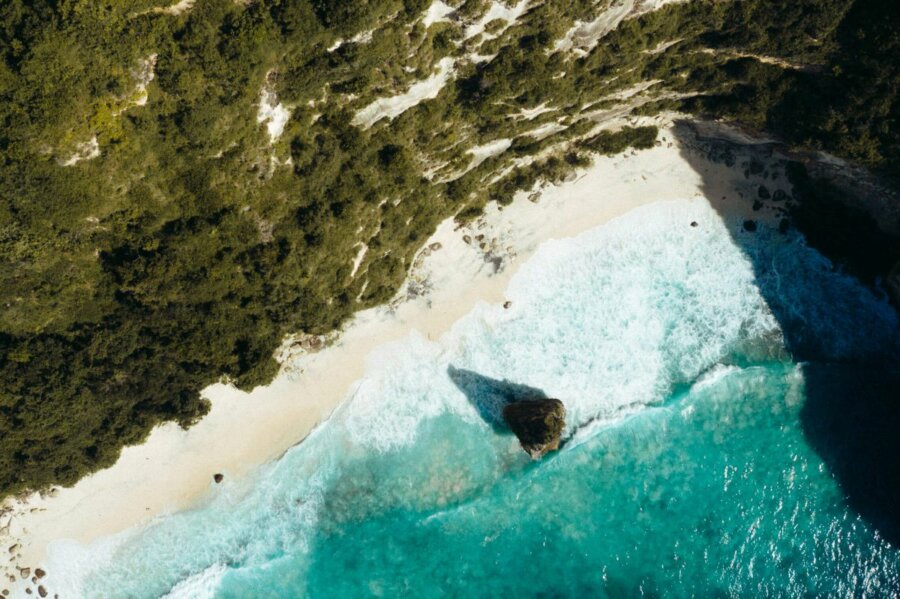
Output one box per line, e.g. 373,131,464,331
502,399,566,459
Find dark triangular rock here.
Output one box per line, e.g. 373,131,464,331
502,398,566,459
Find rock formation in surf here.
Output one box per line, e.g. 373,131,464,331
502,399,566,459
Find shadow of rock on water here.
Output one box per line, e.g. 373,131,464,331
799,364,900,546
447,366,547,432
673,119,900,546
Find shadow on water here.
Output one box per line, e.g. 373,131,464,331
447,365,547,432
672,120,900,545
798,364,900,543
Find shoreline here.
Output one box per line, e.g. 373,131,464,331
4,117,775,574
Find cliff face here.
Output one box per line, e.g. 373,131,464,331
789,164,900,307
678,118,900,312
0,0,896,496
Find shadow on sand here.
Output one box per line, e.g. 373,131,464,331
447,366,547,432
673,120,900,546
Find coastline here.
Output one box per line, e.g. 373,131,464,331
5,117,775,574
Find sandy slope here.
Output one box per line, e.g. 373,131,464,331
4,117,784,583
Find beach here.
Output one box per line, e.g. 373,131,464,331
3,0,897,594
4,116,783,579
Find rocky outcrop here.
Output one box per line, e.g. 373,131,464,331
502,399,566,459
291,334,324,352
787,163,900,290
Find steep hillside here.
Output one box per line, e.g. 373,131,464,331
0,0,896,495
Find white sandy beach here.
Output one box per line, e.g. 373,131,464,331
3,117,786,582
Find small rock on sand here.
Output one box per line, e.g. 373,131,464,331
503,301,512,309
214,473,224,484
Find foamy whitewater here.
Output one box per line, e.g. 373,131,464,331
41,199,900,597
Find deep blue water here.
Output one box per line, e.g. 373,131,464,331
44,200,900,598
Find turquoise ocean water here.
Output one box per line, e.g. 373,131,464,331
45,200,900,597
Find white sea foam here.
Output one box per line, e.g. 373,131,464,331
691,364,743,392
43,197,899,597
162,563,228,599
333,200,786,454
342,331,462,450
40,529,131,597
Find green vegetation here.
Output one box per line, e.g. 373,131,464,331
0,0,896,496
682,0,899,178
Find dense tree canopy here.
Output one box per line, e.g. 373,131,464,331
0,0,896,496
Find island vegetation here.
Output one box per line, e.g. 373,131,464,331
0,0,896,496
